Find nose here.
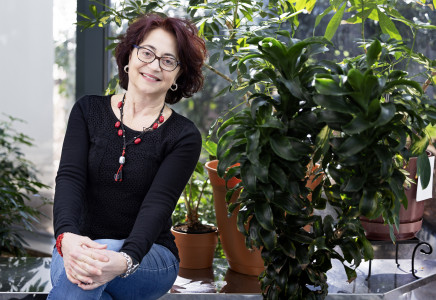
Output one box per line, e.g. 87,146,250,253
148,58,161,71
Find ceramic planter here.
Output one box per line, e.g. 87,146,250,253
361,154,433,240
171,227,218,269
205,160,265,276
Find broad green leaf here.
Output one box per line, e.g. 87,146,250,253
255,200,275,231
259,228,276,250
359,189,377,217
313,95,355,113
313,125,332,163
343,176,365,192
324,2,347,41
271,194,302,214
337,135,371,157
250,97,269,120
270,135,300,161
359,236,374,260
373,145,392,178
279,236,296,258
217,145,243,177
383,79,423,94
314,6,333,33
343,265,357,283
410,135,429,157
89,4,98,17
315,78,349,96
203,140,217,157
377,8,402,41
209,52,220,65
347,69,364,91
290,231,314,244
417,152,431,189
366,39,382,68
373,103,396,127
269,163,288,190
342,116,371,134
241,162,257,192
246,129,261,164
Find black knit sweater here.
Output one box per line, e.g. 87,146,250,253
53,95,201,263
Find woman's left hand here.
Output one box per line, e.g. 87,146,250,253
68,247,128,290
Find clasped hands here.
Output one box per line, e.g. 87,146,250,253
61,233,128,290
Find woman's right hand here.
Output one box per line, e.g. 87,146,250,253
60,233,109,285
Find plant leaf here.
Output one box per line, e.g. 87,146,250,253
417,151,431,189
324,2,347,41
270,135,300,161
255,200,275,231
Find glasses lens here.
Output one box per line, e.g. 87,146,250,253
138,48,155,62
160,57,178,71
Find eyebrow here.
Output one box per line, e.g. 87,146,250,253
141,44,177,59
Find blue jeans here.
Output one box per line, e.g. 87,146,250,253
48,239,179,300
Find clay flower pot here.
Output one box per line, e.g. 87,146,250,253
171,227,218,269
361,154,433,240
205,160,265,276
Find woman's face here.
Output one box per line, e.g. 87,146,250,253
127,27,180,100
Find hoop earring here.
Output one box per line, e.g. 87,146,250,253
170,83,178,91
124,65,129,73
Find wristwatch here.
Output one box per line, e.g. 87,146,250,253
119,252,140,278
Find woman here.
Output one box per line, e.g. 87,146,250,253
48,14,206,300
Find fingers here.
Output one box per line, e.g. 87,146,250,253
65,268,82,285
78,281,104,290
70,259,101,277
82,238,108,250
81,244,109,262
68,264,93,285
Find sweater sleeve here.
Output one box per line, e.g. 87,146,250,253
119,120,202,262
53,97,90,238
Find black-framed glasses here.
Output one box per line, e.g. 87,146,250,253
133,45,180,72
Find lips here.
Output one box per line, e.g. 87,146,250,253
141,72,161,81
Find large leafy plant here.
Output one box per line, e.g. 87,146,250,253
216,36,374,299
315,37,436,240
0,116,50,256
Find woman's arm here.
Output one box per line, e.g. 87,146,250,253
53,97,109,284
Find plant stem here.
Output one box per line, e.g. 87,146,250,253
361,0,366,47
204,63,233,83
423,71,436,93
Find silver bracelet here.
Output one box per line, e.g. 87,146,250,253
119,252,139,278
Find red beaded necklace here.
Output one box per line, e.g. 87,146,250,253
114,93,165,182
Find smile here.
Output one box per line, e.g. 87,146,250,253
141,73,161,81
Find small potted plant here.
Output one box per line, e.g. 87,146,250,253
171,161,218,269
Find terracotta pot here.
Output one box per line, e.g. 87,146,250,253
361,155,431,240
171,227,218,269
205,160,264,276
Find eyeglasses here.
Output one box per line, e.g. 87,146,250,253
133,45,180,72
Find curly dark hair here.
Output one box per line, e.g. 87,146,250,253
115,14,207,104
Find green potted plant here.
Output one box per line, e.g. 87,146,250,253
0,116,50,257
171,161,218,269
215,35,373,299
216,36,436,299
314,37,436,241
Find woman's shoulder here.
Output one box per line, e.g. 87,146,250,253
168,110,200,134
164,110,201,146
75,94,112,107
72,94,112,115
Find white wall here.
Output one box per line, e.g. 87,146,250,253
0,0,54,233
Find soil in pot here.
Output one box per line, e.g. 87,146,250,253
172,223,218,269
